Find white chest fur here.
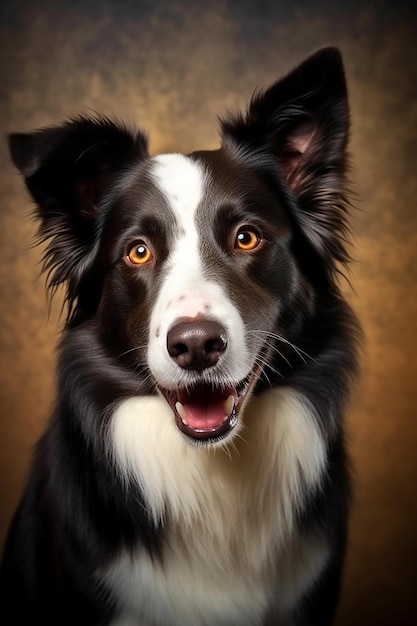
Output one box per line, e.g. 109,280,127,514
107,387,329,626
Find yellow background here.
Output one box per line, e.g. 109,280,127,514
1,1,416,624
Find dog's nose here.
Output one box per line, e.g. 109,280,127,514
167,319,228,371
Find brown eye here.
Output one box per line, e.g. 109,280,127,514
235,228,262,252
126,242,153,266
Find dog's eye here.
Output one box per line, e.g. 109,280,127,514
235,228,262,252
126,242,153,266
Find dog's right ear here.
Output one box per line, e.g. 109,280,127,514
221,48,351,275
9,116,148,313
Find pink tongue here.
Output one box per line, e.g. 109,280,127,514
184,400,227,431
180,386,233,431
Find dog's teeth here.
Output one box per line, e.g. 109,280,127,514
224,395,235,417
175,401,188,425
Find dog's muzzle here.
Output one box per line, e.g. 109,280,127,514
158,318,265,444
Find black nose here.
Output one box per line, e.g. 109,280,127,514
167,319,228,371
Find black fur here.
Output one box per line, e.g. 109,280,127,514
1,47,359,625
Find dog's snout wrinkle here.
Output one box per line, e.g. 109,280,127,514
167,319,227,371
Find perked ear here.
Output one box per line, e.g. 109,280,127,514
9,116,148,316
221,47,351,269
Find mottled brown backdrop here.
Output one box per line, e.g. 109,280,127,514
1,1,416,624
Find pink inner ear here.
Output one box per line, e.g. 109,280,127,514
280,120,317,190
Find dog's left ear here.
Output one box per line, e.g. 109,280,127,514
9,116,148,320
221,47,350,268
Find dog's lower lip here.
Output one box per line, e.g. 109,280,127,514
175,401,238,441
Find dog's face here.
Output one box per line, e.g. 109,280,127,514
97,149,297,442
9,47,350,445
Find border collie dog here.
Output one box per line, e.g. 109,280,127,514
1,48,359,625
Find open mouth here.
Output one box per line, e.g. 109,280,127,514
159,367,263,444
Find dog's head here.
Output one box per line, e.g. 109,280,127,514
9,47,350,445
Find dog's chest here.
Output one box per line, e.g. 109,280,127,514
107,387,329,625
107,527,327,626
107,547,273,626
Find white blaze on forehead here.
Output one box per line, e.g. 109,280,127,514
147,153,250,389
151,153,204,219
150,153,206,318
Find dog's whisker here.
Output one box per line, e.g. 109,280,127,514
116,346,147,360
248,329,316,364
